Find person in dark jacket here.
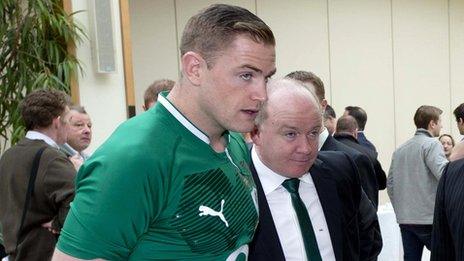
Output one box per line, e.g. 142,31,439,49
431,158,464,260
334,115,387,194
0,89,76,260
344,106,377,154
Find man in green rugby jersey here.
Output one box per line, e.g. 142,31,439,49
53,4,276,260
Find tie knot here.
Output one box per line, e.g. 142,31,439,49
282,178,300,194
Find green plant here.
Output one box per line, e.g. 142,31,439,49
0,0,85,152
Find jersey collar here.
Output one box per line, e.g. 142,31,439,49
157,92,213,144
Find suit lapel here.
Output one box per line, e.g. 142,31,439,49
310,159,343,261
249,161,286,261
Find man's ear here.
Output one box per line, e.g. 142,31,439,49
181,51,204,86
250,126,261,145
52,116,61,130
428,120,437,131
320,99,328,112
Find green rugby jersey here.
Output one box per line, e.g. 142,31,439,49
57,93,258,260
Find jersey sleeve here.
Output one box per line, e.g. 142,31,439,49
56,148,166,259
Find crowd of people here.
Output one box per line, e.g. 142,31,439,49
0,3,464,261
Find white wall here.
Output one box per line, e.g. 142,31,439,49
126,0,464,206
128,0,464,173
72,0,127,153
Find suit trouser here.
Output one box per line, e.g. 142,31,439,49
399,224,432,261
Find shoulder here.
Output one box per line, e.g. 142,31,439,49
317,150,351,162
334,140,371,165
94,109,181,161
443,159,464,181
315,151,361,201
316,151,358,181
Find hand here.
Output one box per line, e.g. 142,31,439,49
42,221,60,234
69,154,84,170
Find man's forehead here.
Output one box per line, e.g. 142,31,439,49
69,110,90,121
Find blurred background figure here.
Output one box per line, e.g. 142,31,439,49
438,134,455,160
143,79,175,111
0,89,76,260
453,103,464,141
60,106,92,170
61,106,92,159
323,104,336,135
344,106,377,153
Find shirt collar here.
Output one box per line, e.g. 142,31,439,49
158,92,213,144
25,130,59,149
415,128,433,138
251,146,311,195
318,127,329,151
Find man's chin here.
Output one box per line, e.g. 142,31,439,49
227,122,254,134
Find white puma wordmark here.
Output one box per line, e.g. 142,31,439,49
198,199,229,227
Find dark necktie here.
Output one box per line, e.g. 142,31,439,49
282,178,322,261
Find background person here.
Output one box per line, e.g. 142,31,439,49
60,105,92,170
323,104,336,135
142,79,175,111
439,134,455,160
0,89,76,260
387,105,448,261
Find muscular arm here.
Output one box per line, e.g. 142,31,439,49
52,249,105,261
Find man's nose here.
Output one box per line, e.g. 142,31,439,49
251,78,267,102
297,136,312,154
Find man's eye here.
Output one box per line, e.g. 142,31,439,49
240,73,252,81
308,131,319,139
285,132,297,138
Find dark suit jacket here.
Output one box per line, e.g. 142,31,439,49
334,133,387,191
321,135,383,260
321,135,379,207
357,132,377,154
249,151,365,261
431,159,464,261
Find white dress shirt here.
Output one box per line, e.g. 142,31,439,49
25,130,59,149
252,147,335,261
318,128,330,151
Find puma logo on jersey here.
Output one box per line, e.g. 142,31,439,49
198,199,229,227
